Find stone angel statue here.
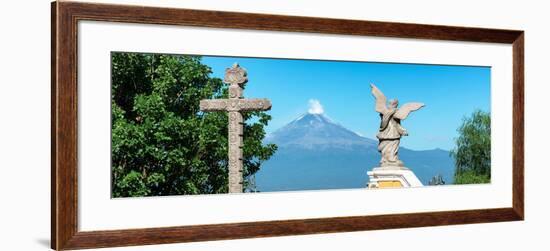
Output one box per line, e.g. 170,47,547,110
370,84,425,167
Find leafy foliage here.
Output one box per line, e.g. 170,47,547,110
453,170,490,184
450,110,491,184
111,52,277,197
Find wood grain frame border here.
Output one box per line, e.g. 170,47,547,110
51,1,524,250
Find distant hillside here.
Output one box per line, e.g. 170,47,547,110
256,113,454,192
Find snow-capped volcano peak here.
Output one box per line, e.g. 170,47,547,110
291,112,332,124
267,112,375,149
265,99,376,149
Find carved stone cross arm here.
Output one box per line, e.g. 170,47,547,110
200,99,272,112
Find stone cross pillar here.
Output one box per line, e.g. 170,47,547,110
200,63,272,193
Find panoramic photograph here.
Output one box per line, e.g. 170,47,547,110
110,52,491,198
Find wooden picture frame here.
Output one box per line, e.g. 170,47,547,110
51,1,524,250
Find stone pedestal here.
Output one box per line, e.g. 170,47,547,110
367,166,423,188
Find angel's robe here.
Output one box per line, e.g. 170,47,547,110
376,109,406,166
377,109,407,139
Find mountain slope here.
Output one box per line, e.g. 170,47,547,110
256,113,454,192
265,113,377,150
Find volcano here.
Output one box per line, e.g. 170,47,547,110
255,113,454,192
265,113,377,150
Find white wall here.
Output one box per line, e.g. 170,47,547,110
0,0,547,250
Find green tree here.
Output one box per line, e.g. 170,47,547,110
111,52,277,197
450,110,491,184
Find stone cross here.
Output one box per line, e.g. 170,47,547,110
200,63,272,193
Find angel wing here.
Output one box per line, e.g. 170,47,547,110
394,103,425,120
370,84,388,114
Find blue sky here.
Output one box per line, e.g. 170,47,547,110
202,56,490,151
